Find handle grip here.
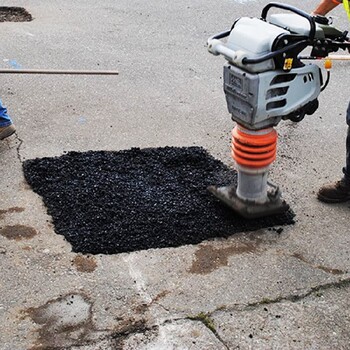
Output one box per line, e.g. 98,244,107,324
208,39,236,61
261,2,316,40
207,31,245,64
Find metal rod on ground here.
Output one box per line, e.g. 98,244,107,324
0,69,119,75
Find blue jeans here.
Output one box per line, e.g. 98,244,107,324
0,99,12,127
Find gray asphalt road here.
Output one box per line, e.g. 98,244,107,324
1,0,350,349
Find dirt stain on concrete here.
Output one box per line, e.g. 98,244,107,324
25,293,156,350
72,255,97,273
152,290,170,304
292,252,345,275
133,290,171,315
189,241,261,274
0,225,37,240
113,317,157,349
26,293,93,349
316,265,344,275
291,252,309,263
0,206,25,219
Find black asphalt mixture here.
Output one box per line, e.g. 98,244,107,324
0,7,32,22
23,147,295,254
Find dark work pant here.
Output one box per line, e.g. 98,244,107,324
343,102,350,182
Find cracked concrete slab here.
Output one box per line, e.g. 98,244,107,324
211,281,350,349
1,0,350,349
116,234,344,317
122,319,228,350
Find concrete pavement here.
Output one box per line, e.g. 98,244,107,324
1,0,350,348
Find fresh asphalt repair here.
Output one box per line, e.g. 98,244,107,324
23,146,294,255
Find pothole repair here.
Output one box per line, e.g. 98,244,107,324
0,7,32,22
23,146,295,254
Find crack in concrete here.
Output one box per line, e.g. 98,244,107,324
154,277,350,349
152,317,230,350
186,314,230,350
152,300,171,313
208,276,350,317
28,321,156,349
112,323,159,346
248,277,350,308
15,132,23,163
117,252,350,349
29,277,350,350
145,277,349,348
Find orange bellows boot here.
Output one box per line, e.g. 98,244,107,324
231,125,277,202
208,124,288,218
231,125,277,169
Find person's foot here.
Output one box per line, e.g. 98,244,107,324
0,124,16,140
317,179,350,203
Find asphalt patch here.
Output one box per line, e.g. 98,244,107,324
0,7,32,22
22,147,294,254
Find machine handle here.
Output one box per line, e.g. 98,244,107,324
261,2,316,40
207,31,242,64
208,30,231,42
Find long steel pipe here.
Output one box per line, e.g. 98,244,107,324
0,69,119,75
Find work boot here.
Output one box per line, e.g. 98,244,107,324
317,179,350,203
0,124,16,140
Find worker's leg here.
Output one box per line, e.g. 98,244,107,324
317,101,350,203
344,102,350,181
0,98,12,127
0,98,16,140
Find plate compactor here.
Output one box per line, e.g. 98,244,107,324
207,2,350,219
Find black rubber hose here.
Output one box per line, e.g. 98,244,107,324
242,40,308,64
207,30,230,44
321,70,330,91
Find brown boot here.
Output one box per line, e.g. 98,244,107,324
0,124,16,140
317,179,350,203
